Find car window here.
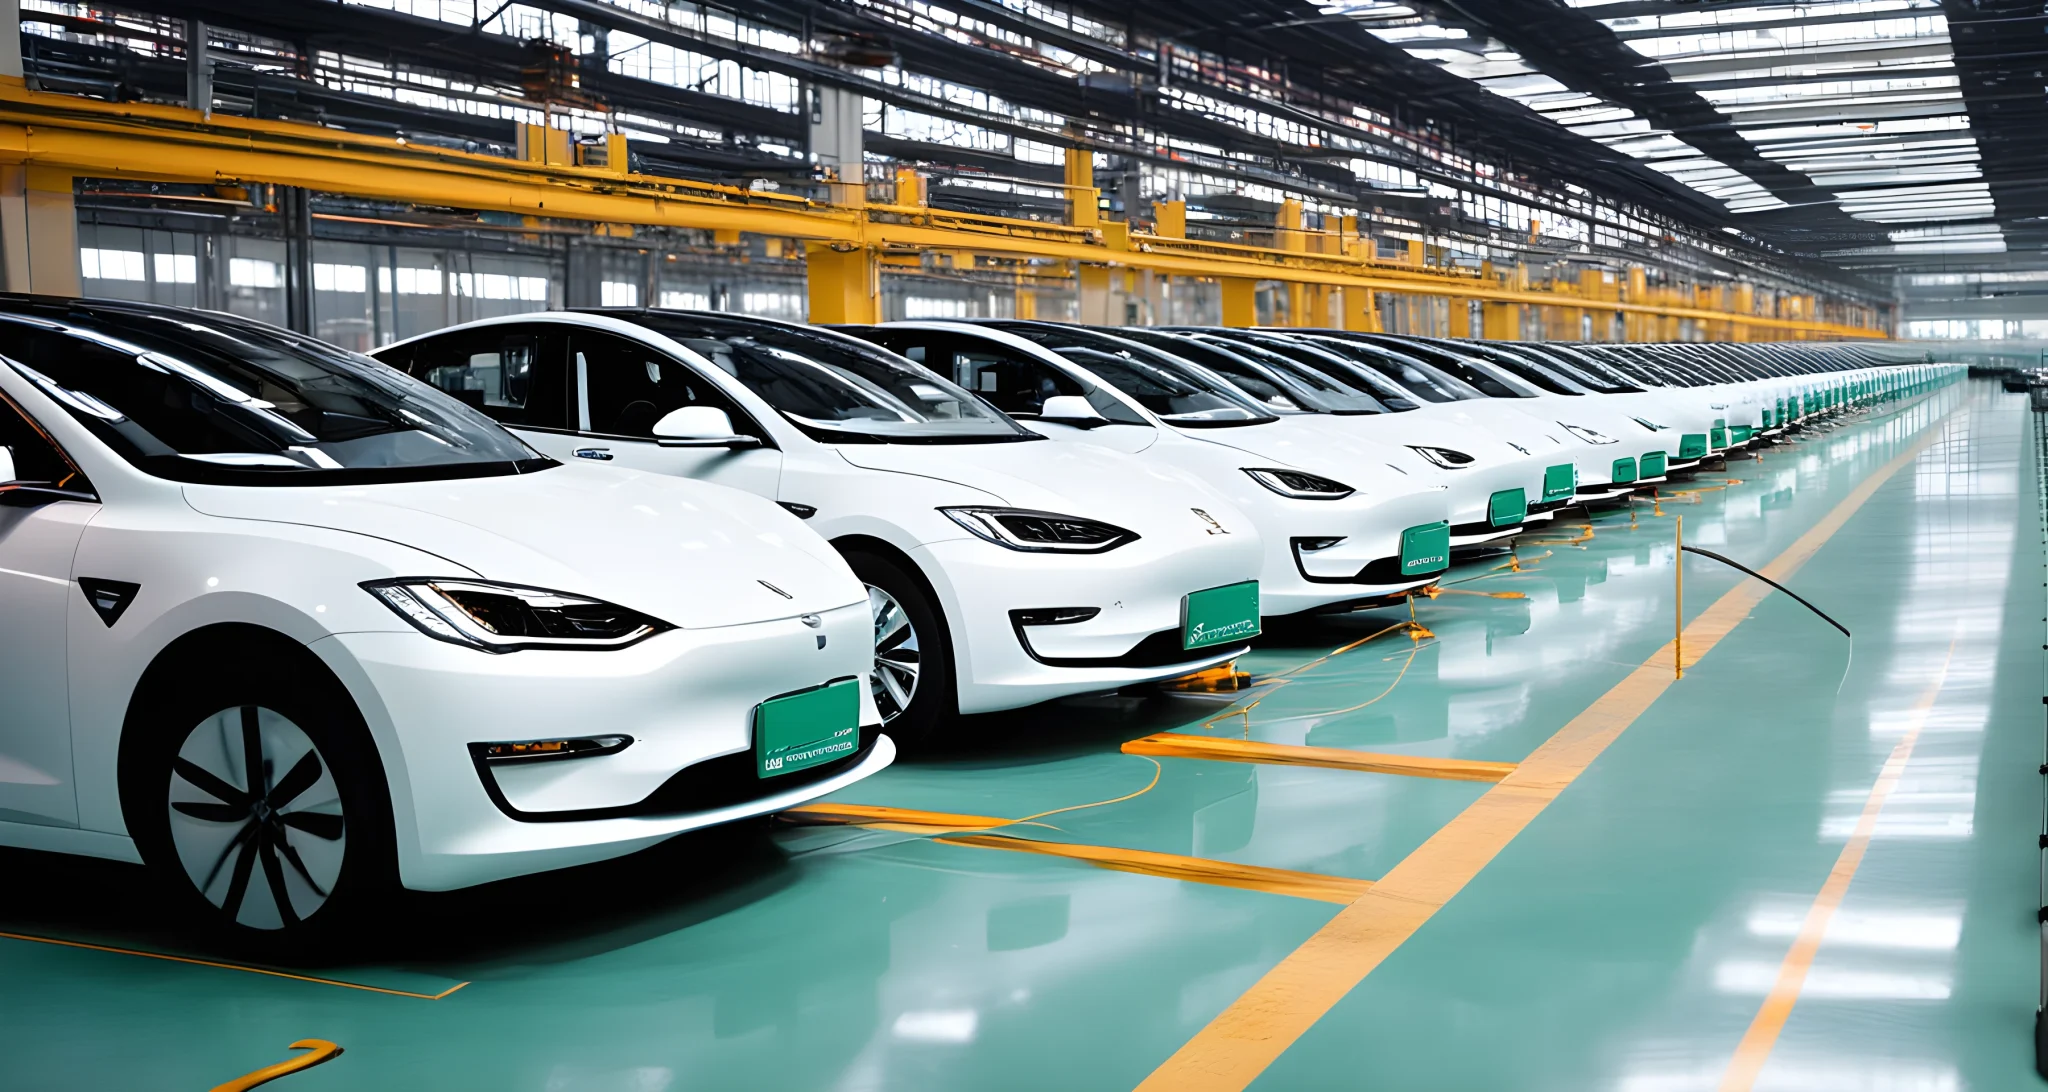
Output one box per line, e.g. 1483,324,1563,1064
2,312,547,485
569,330,757,438
399,327,570,430
985,323,1276,426
1303,339,1483,403
1154,340,1306,412
1052,346,1270,425
0,389,91,495
1365,337,1533,398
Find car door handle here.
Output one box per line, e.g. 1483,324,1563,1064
574,448,614,461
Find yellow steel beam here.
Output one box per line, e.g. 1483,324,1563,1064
0,84,1886,339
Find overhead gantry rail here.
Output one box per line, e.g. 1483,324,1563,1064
0,82,1886,340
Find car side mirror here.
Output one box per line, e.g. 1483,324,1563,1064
1037,395,1112,429
650,406,761,449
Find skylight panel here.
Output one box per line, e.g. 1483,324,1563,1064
1600,2,1939,33
1621,15,1950,64
1693,74,1958,108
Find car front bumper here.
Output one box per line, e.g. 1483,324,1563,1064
917,528,1262,715
315,600,891,892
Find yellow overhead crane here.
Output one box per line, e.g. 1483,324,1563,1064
0,81,1886,340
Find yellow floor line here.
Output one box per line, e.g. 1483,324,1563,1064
935,833,1373,904
209,1039,344,1092
779,802,1013,834
0,931,468,1000
1121,734,1517,783
1131,404,1967,1092
1716,636,1958,1092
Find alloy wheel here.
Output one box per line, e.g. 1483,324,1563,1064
166,705,348,930
867,583,922,723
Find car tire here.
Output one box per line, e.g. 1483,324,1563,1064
123,644,394,957
844,550,956,749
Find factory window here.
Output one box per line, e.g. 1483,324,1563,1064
601,281,640,307
313,263,368,293
903,297,968,319
456,273,549,301
153,254,197,285
659,290,710,310
80,248,145,282
379,266,443,295
228,258,280,288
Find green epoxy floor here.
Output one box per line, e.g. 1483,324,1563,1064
3,381,2039,1091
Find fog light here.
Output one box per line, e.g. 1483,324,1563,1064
472,735,633,763
1009,607,1101,626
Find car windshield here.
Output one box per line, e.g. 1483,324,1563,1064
1230,335,1416,411
0,305,548,485
1364,336,1536,398
1304,338,1484,403
1115,332,1314,413
1453,343,1587,396
989,324,1276,426
607,313,1036,444
1541,346,1652,392
1511,346,1640,394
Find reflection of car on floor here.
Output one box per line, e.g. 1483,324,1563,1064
377,311,1266,746
0,297,892,946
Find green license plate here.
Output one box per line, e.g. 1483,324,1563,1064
1610,456,1638,484
755,678,861,779
1488,488,1527,527
1542,463,1575,502
1640,451,1667,478
1679,433,1707,459
1400,521,1451,576
1182,581,1261,650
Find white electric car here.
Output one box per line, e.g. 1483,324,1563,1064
848,321,1456,615
1147,328,1572,522
376,312,1265,744
0,298,893,946
959,321,1532,550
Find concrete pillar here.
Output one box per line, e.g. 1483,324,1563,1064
1152,200,1185,239
1065,148,1098,228
805,242,878,324
808,84,864,207
3,168,78,297
1220,277,1256,327
185,19,212,116
1342,287,1380,332
0,0,20,82
281,186,314,333
1447,297,1471,339
1482,300,1521,341
1077,264,1111,325
565,236,602,308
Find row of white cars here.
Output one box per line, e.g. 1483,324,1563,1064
0,295,1956,945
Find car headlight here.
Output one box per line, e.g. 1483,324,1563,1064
1633,417,1668,432
1560,422,1619,445
1408,445,1476,469
1243,468,1356,500
941,507,1138,553
362,579,672,652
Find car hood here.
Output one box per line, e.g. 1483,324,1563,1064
834,440,1248,533
182,464,864,630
